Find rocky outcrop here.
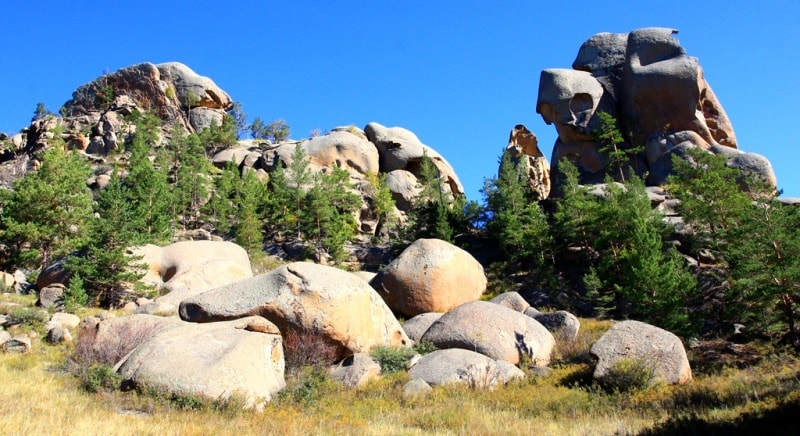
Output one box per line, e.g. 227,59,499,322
116,316,285,409
77,314,183,366
505,125,551,199
591,320,692,386
365,122,464,202
402,312,444,344
179,262,411,358
538,28,776,192
420,300,555,366
370,239,486,317
134,241,253,316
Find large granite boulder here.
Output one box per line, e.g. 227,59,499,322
134,241,253,316
370,238,486,317
591,320,692,386
76,314,183,366
408,348,524,389
270,128,379,182
116,316,285,409
402,312,444,344
420,300,555,366
179,262,410,358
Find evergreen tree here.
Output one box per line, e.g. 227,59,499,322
365,172,397,239
205,161,239,235
484,150,554,271
555,159,698,335
227,102,248,140
66,172,144,307
171,131,213,229
402,152,459,243
301,167,360,262
234,170,269,258
124,119,174,242
1,142,93,270
669,147,800,346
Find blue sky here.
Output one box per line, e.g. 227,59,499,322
1,1,798,200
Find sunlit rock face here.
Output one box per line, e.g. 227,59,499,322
537,28,775,193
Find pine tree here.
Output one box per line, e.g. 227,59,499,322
124,120,174,242
234,170,269,258
66,171,144,307
171,131,213,229
205,161,239,235
1,141,93,270
301,167,360,262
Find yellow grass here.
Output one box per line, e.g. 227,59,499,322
2,307,799,435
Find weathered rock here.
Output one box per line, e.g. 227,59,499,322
77,314,183,366
420,300,555,366
271,129,379,182
351,271,377,284
384,169,421,213
36,260,70,290
180,262,410,358
408,348,503,389
709,144,777,191
370,239,486,317
37,284,65,311
0,272,14,291
329,353,382,389
506,125,551,199
495,359,527,384
402,312,444,344
531,310,580,343
134,241,253,316
0,330,11,345
116,316,284,408
403,378,433,397
2,336,31,353
365,122,464,197
47,312,80,330
211,145,262,168
591,320,692,386
46,326,73,343
490,292,530,313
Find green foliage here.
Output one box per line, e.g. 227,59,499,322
412,340,437,355
234,170,269,258
301,167,361,262
199,115,238,149
366,172,398,238
668,147,800,347
484,150,554,276
4,306,49,329
227,102,248,140
554,160,698,335
82,364,122,393
169,129,214,229
250,117,291,143
370,345,416,374
95,80,116,110
278,365,339,405
600,358,659,392
400,152,469,244
592,111,642,181
63,273,88,313
31,102,52,122
0,142,93,269
66,171,145,307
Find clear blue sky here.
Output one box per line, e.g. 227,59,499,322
1,1,798,200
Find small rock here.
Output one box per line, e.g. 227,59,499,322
2,336,32,353
403,378,433,398
46,326,73,344
329,353,382,389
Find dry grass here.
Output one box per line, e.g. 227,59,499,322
2,306,800,435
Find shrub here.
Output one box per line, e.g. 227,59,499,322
370,345,416,374
282,327,340,373
412,340,437,355
5,306,49,330
82,364,122,393
278,365,339,405
600,357,659,392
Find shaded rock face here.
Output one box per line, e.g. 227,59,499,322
370,238,486,317
179,262,411,358
591,320,692,386
538,28,775,192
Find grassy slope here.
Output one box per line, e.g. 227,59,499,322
2,296,800,435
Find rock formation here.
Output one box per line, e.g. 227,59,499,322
537,28,776,192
